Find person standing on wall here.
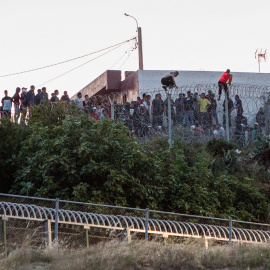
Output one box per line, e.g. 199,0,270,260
218,69,232,101
161,71,179,91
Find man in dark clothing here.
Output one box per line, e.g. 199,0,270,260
256,107,265,127
152,93,164,127
223,95,234,127
232,95,244,125
12,87,21,122
20,88,28,123
161,71,179,91
183,91,195,127
1,90,12,119
61,91,71,103
35,89,42,105
208,93,218,125
174,93,185,125
26,85,35,107
40,87,48,104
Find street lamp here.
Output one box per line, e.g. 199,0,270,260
124,13,144,70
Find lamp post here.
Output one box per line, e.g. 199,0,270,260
124,13,144,70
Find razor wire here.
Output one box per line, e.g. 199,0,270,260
1,83,270,146
81,84,270,145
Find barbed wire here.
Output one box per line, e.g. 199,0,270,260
1,83,269,146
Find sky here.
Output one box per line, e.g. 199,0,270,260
0,0,270,100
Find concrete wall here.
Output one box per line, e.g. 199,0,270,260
71,70,121,99
120,71,139,102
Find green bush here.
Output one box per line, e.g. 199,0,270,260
0,104,268,222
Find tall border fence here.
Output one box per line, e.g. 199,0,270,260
79,83,270,143
0,193,269,256
2,83,270,146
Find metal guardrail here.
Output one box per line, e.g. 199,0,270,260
0,201,270,244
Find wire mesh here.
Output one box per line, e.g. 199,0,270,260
80,84,270,145
1,83,270,147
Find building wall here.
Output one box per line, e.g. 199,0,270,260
138,70,270,95
120,71,139,102
71,70,121,99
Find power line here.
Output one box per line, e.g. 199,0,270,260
37,44,124,87
119,49,134,69
109,41,137,70
0,37,136,78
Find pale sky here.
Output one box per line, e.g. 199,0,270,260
1,0,270,100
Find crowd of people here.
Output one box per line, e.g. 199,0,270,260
1,83,268,145
0,86,71,123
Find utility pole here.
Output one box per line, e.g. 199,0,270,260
124,13,144,70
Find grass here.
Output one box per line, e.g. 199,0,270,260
1,240,270,270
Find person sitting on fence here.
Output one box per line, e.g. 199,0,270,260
218,69,232,101
161,71,179,91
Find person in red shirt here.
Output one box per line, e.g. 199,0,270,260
218,69,232,101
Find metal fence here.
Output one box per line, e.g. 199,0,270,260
1,83,270,147
0,193,270,256
79,83,270,144
80,83,270,146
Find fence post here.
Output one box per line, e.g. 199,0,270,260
264,96,270,135
145,208,149,241
168,93,172,148
126,227,131,243
1,216,8,257
228,217,232,245
85,228,89,248
54,198,59,243
225,94,230,142
44,219,52,247
111,104,115,120
108,96,114,120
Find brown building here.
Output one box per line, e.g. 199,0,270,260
71,70,139,103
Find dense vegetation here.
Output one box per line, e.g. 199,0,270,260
0,102,269,222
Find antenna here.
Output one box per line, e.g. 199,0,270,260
255,49,267,73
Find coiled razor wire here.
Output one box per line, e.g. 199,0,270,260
0,202,270,243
